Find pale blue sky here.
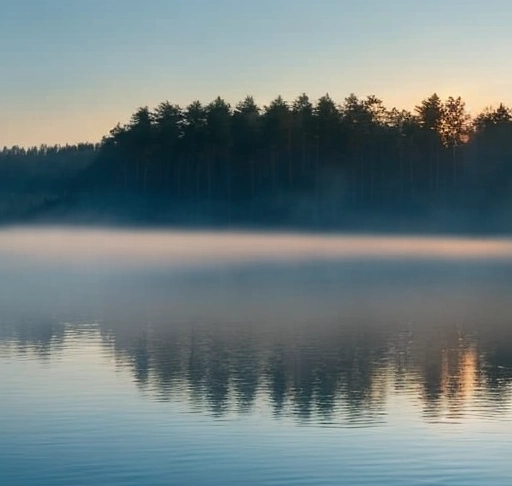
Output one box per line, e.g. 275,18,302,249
1,0,512,146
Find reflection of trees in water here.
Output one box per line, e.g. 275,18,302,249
0,318,67,359
0,317,99,360
388,324,512,420
97,313,512,423
2,311,512,423
96,314,393,422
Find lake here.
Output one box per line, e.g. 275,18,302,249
1,227,512,485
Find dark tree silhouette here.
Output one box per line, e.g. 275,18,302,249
2,92,512,231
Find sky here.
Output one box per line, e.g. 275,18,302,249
1,0,512,147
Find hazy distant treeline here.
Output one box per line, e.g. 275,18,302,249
0,143,98,220
0,143,98,191
2,93,512,228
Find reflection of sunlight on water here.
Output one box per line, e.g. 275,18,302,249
438,345,479,420
460,347,478,402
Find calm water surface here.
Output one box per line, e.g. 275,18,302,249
1,228,512,485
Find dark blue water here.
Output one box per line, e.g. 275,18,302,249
1,228,512,485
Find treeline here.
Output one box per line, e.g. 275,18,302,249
82,92,512,226
2,93,512,228
0,143,98,193
0,143,98,220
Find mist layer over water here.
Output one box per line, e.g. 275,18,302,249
1,227,512,485
2,227,512,268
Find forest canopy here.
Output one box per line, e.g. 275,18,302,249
1,93,512,231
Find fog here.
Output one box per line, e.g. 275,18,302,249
2,227,512,270
1,226,511,326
